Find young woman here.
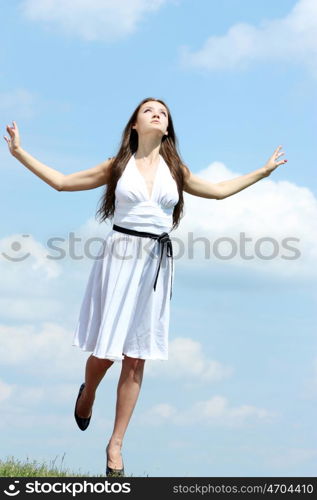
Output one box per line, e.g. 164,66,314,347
4,97,287,476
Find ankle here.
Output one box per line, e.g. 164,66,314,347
83,386,96,400
108,436,123,448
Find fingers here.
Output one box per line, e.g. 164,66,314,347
5,121,17,139
277,157,288,165
274,146,287,159
4,121,17,146
274,145,284,156
6,125,14,138
3,135,12,146
270,145,288,167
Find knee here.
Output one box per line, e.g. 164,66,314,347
123,355,145,374
91,354,114,370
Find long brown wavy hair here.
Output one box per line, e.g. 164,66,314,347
95,97,190,231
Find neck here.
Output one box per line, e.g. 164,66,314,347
134,139,161,164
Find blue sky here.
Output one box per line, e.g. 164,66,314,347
1,0,317,477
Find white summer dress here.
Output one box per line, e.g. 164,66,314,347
72,153,179,362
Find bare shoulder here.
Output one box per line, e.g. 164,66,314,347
86,156,115,184
101,156,116,174
180,163,192,193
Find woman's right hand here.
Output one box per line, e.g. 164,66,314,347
3,121,21,155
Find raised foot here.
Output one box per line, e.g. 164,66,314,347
76,386,95,419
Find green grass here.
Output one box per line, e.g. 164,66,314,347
0,454,146,477
0,453,125,477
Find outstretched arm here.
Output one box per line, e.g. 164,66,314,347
3,121,113,191
183,146,288,200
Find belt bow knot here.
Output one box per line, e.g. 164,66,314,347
112,224,174,300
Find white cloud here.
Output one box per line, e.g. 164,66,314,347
0,321,231,385
146,337,233,382
20,0,169,41
138,395,276,426
172,161,317,279
0,233,61,279
0,322,83,380
180,0,317,79
0,297,62,322
0,378,114,432
0,233,63,321
0,225,104,322
74,217,112,244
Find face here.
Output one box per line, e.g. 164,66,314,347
132,101,169,138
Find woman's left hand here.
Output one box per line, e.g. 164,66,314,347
264,145,288,175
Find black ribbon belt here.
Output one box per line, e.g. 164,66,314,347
112,224,174,300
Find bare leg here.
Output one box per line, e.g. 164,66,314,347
76,354,114,418
106,355,145,469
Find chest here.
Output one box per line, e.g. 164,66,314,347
114,154,179,208
134,159,160,200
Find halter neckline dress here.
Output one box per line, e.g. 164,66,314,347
72,153,179,362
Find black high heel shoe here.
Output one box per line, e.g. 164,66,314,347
74,383,92,431
106,444,125,477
